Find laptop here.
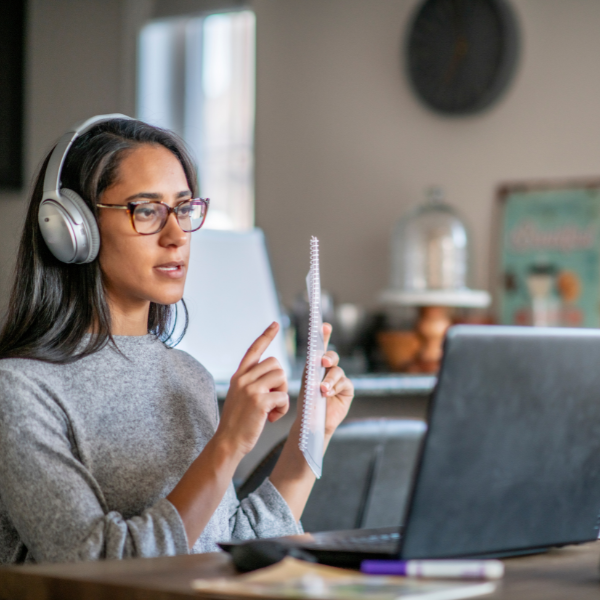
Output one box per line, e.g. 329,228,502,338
221,326,600,567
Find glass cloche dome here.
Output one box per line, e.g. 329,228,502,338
380,187,490,308
392,187,470,291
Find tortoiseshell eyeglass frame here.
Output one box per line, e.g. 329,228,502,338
96,198,210,235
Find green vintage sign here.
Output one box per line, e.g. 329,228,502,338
500,186,600,327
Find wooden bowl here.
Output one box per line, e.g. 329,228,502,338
377,330,421,372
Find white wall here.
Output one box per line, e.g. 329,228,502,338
3,0,600,316
254,0,600,309
0,193,26,313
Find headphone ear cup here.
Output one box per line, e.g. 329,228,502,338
59,189,101,263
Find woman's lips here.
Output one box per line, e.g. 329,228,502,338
154,262,186,279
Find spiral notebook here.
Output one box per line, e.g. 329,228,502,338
299,237,327,478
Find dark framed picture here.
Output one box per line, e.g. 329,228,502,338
496,179,600,328
0,1,25,189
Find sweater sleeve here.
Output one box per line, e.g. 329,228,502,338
228,478,303,541
207,386,302,543
0,370,189,563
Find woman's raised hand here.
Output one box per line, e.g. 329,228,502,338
268,322,354,520
215,322,289,458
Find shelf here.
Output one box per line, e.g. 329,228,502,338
215,373,436,400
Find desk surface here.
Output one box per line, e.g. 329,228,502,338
1,542,599,600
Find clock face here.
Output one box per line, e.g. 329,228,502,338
406,0,520,115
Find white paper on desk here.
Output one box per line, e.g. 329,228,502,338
298,237,326,478
191,556,498,600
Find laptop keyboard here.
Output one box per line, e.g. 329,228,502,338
301,527,401,553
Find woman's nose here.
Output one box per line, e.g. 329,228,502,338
159,212,188,247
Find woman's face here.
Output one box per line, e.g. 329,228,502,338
98,144,192,316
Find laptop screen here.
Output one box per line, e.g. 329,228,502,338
400,326,600,559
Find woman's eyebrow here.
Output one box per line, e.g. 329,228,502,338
124,190,192,202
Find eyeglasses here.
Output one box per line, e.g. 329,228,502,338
96,198,209,235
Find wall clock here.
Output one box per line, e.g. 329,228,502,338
406,0,520,115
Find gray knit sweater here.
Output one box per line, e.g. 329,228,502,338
0,335,301,564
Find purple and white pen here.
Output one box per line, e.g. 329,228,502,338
360,559,505,579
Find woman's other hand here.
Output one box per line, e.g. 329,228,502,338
269,322,354,520
319,323,354,439
215,322,289,458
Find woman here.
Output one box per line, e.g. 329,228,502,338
0,116,354,564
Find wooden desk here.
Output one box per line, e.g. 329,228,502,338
1,542,599,600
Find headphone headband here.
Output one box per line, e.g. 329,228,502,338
43,113,133,201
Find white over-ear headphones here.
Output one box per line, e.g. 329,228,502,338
38,113,133,264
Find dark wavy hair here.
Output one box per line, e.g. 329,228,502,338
0,118,198,363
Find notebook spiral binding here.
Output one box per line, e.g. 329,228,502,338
299,236,320,452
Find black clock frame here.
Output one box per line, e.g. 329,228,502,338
405,0,520,116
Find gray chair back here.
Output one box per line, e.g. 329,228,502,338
300,418,426,532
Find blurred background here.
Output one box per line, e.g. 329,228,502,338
3,0,600,518
3,0,600,373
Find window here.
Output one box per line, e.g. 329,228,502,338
138,10,255,230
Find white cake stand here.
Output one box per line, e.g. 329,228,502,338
379,288,491,308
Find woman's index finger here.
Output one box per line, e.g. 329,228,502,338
237,322,279,374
